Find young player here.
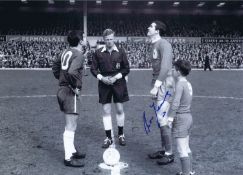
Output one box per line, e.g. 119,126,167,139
167,59,195,175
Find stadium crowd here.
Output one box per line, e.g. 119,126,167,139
0,40,242,69
1,12,242,69
1,13,243,37
172,43,243,69
0,41,66,68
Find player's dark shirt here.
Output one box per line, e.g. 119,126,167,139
150,38,173,83
90,45,130,78
52,48,84,89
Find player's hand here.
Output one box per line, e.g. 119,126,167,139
150,87,159,99
73,88,81,96
101,77,113,85
167,117,174,128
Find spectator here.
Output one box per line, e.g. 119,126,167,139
0,40,242,69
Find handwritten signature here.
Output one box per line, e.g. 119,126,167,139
143,91,172,135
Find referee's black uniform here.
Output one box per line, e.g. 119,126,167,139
91,45,130,104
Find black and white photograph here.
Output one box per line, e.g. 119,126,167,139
0,0,243,175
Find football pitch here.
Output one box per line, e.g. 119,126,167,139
0,69,243,175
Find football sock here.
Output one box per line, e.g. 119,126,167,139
160,127,165,150
160,126,173,154
103,115,112,130
63,130,76,160
105,130,112,139
118,126,123,136
180,157,190,175
188,152,193,172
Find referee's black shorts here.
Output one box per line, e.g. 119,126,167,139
98,78,129,104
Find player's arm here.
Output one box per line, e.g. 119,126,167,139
150,42,173,97
52,54,62,80
167,81,183,126
112,48,130,81
68,55,83,92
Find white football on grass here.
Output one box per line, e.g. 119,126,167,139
103,148,120,166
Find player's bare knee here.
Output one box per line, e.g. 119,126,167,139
177,139,189,157
115,103,124,115
65,124,76,132
65,114,78,131
177,145,189,157
102,104,111,115
65,121,77,131
116,109,124,115
103,110,111,116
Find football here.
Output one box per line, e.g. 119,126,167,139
103,148,120,166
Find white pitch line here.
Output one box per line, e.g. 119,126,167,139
0,95,56,99
194,95,243,100
0,94,243,100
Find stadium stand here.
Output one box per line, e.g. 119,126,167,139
0,10,243,69
0,40,242,69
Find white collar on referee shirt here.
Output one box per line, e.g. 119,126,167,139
101,44,119,53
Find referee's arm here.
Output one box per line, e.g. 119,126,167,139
90,51,102,80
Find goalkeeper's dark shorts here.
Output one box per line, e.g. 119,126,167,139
98,78,129,104
57,86,80,115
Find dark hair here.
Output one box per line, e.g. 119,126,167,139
173,59,191,76
103,28,115,37
67,30,83,47
152,21,166,36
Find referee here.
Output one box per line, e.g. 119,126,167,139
91,29,130,148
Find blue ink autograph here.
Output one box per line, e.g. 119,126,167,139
143,91,172,135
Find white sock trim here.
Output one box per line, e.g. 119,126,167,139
64,129,75,137
116,113,125,127
63,130,76,160
103,115,112,130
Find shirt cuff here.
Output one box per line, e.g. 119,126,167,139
168,117,174,122
114,73,122,80
154,80,162,88
97,74,103,80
